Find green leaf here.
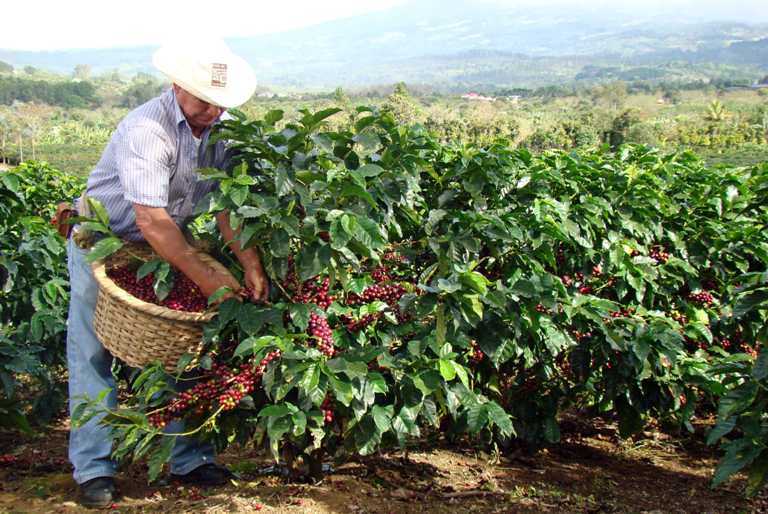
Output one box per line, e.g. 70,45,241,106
291,411,307,437
312,108,343,125
355,417,382,456
265,109,284,125
136,259,161,280
87,197,111,227
152,262,173,301
299,364,320,395
1,173,20,193
752,350,768,381
175,353,194,375
276,170,295,197
371,405,393,434
413,370,441,396
79,221,112,234
147,436,175,482
486,401,514,437
327,375,354,407
733,289,768,317
216,294,243,325
355,163,384,177
392,406,420,445
85,237,124,263
266,416,292,453
712,441,761,488
340,183,376,208
238,305,278,335
227,185,246,207
746,455,768,497
466,403,487,433
707,417,737,445
258,404,292,418
208,286,234,306
270,230,291,258
234,336,280,358
684,322,713,345
718,382,759,418
438,359,457,381
453,363,470,389
288,303,312,331
459,271,489,295
459,294,483,323
298,244,332,281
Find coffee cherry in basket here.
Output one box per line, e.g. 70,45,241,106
107,264,208,312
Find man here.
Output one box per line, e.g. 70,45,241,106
67,39,268,508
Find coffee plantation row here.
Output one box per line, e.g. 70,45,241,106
1,106,767,495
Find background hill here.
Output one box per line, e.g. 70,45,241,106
1,0,768,89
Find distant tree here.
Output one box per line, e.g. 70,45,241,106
591,81,628,110
0,61,12,74
332,86,350,105
535,84,572,100
0,77,98,108
23,66,36,75
107,70,123,83
120,76,163,108
661,86,682,105
16,103,47,160
606,108,640,149
392,82,410,97
73,64,92,80
0,113,9,163
134,71,159,83
382,82,422,125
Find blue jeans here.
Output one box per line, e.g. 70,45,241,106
66,235,215,484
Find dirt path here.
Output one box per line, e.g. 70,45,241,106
0,417,764,513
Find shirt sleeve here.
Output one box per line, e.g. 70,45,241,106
115,123,173,207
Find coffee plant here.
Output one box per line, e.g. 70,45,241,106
65,107,767,494
0,162,84,428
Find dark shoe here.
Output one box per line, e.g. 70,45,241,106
78,476,116,508
171,463,233,487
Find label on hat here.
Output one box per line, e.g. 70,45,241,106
211,63,228,88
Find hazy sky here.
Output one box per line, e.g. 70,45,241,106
2,0,766,51
0,0,407,51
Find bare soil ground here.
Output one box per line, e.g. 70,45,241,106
0,415,765,514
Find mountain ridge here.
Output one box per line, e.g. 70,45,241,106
1,1,767,89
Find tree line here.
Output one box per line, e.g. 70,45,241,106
0,76,98,108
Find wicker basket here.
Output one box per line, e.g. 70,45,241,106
91,243,225,371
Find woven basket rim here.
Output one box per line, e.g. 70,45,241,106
91,258,218,324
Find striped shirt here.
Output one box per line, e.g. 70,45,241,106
84,88,228,242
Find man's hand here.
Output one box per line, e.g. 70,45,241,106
197,265,242,300
243,267,269,303
216,211,270,303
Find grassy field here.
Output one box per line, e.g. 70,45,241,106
698,143,768,167
2,88,765,175
2,144,104,176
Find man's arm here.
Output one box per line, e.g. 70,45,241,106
215,211,269,302
134,204,240,298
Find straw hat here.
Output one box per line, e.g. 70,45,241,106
152,38,257,108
